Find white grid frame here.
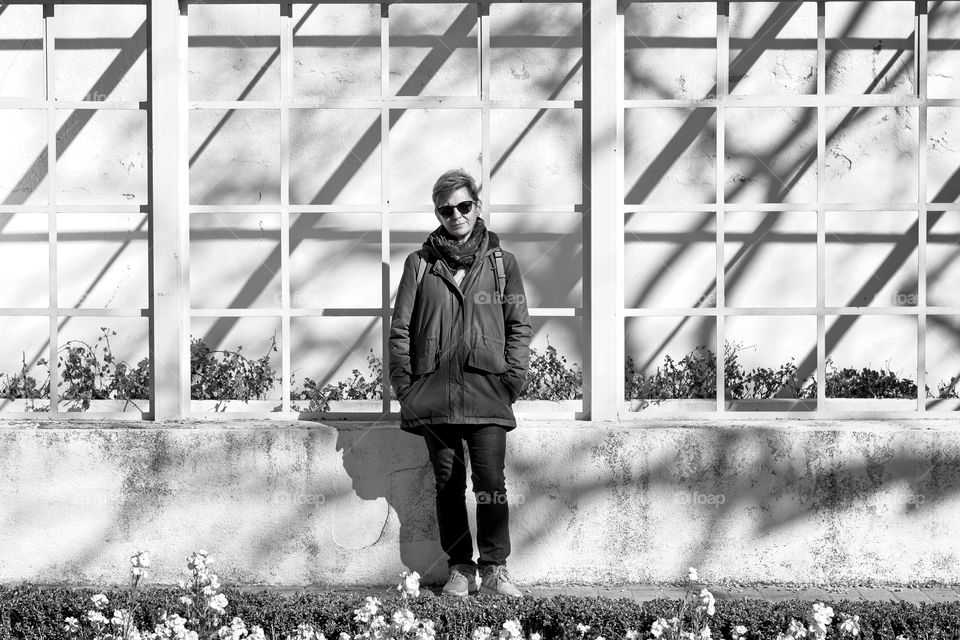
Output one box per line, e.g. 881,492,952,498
0,0,955,421
619,0,957,420
0,1,152,420
179,0,586,421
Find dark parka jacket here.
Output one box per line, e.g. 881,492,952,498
389,229,533,435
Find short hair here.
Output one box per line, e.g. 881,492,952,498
432,169,481,210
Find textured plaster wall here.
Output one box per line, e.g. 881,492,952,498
1,420,959,586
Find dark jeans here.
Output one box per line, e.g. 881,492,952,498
423,423,510,569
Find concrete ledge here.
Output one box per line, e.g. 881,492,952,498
1,418,958,586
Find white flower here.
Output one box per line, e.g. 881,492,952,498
576,623,591,636
338,633,351,640
650,618,670,639
179,596,194,607
249,626,266,640
699,627,711,640
839,615,860,636
698,588,716,616
895,636,910,640
188,551,210,572
112,609,134,628
778,618,807,640
202,574,223,597
416,619,437,640
732,624,747,640
807,603,834,640
63,617,80,633
391,608,418,635
91,593,110,609
216,617,247,640
368,614,388,635
811,603,834,625
288,624,321,640
625,631,638,640
130,551,151,577
688,567,699,582
397,570,421,598
471,626,493,640
353,596,381,624
162,613,189,630
207,593,228,615
530,634,543,640
87,610,109,625
499,619,523,640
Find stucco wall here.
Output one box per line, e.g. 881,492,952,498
1,419,958,586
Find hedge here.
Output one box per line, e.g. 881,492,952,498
2,586,960,640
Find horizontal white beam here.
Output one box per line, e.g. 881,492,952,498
188,98,582,110
0,99,147,109
626,96,926,108
624,307,960,316
0,308,149,316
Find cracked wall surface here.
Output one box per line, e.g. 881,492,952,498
1,420,959,586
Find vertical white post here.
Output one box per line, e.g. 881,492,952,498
44,4,59,412
381,2,391,412
816,1,826,413
479,2,491,226
585,0,619,421
280,3,292,414
149,0,185,419
716,2,728,411
917,1,928,411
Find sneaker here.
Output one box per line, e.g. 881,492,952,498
442,563,478,597
479,564,523,598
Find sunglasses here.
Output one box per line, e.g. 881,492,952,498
436,200,477,219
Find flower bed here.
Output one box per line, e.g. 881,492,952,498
1,553,958,640
5,584,960,640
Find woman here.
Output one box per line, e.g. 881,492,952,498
389,169,532,598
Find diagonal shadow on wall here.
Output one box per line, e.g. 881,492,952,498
0,18,149,403
626,2,932,381
196,6,479,389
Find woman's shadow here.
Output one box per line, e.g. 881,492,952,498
334,424,455,589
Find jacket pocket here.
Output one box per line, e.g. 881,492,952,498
411,336,439,376
498,372,521,404
466,335,507,374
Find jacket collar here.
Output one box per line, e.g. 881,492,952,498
423,228,500,300
422,228,501,265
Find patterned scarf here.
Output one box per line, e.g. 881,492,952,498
425,216,488,270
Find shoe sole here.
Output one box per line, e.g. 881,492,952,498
443,584,478,597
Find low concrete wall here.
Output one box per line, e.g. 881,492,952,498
1,419,958,587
